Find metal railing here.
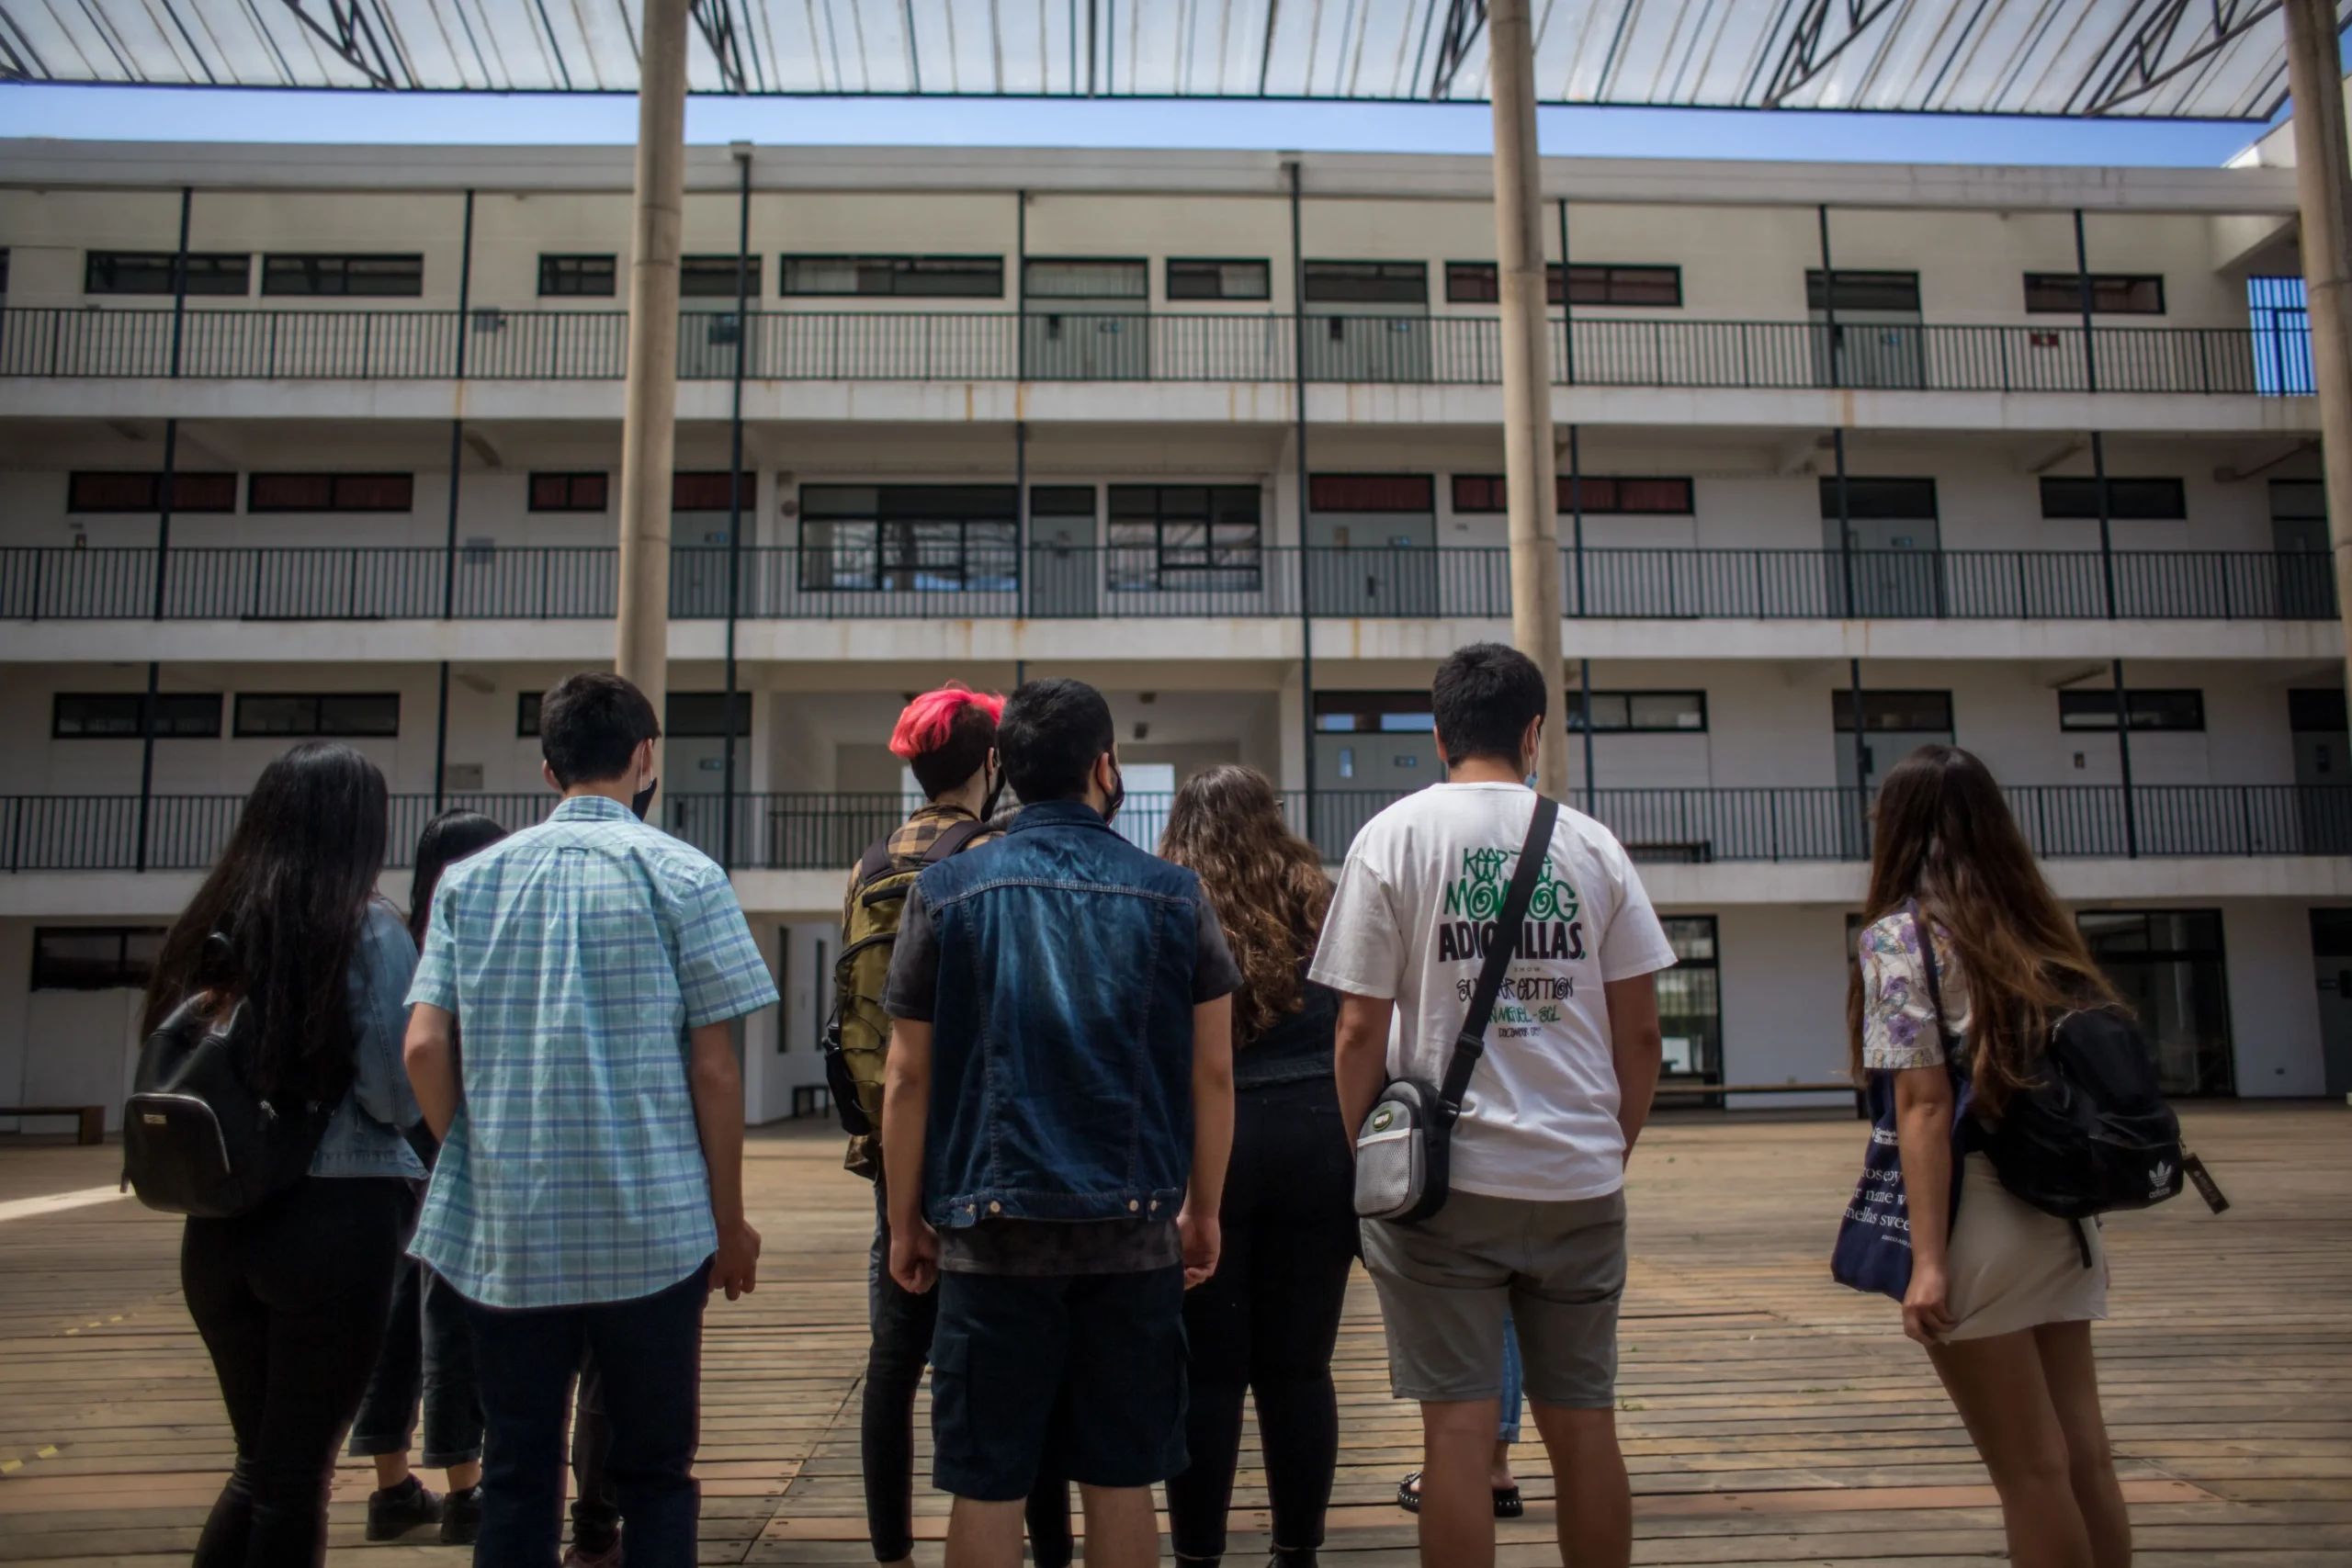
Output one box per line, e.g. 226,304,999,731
11,784,2351,874
4,545,2334,623
0,307,2297,394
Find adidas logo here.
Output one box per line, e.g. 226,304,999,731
2149,1160,2175,1191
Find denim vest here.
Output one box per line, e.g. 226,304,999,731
915,799,1202,1229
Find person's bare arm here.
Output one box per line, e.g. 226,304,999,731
1333,991,1396,1142
881,1019,938,1293
1893,1063,1958,1346
402,1003,460,1142
1603,973,1666,1159
688,1020,761,1301
1180,993,1235,1289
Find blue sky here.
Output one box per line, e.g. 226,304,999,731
0,85,2271,165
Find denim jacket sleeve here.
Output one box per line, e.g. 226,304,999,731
311,898,426,1180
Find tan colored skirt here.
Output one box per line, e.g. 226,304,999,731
1943,1153,2109,1342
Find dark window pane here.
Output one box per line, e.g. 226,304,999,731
529,472,609,513
1166,259,1269,300
67,472,157,512
85,252,249,296
1309,474,1434,513
783,255,1003,298
1445,262,1499,304
317,694,400,736
1029,485,1097,516
1819,477,1938,520
1303,261,1428,305
247,473,413,513
2040,476,2186,520
1833,690,1952,732
665,691,753,738
2058,689,2203,732
32,927,164,990
673,471,756,512
1452,475,1505,513
2024,272,2165,315
538,255,617,298
1024,258,1148,299
333,474,413,512
153,694,223,737
1805,269,1920,313
52,694,143,739
679,255,763,298
517,692,543,737
1577,265,1682,307
262,254,424,298
234,694,318,736
2290,689,2347,733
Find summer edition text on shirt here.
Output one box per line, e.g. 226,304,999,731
1309,782,1676,1203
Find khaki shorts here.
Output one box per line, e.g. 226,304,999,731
1360,1188,1626,1408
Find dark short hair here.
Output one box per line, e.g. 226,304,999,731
1431,642,1547,768
540,672,661,786
998,678,1114,803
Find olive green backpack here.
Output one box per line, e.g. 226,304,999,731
821,818,988,1144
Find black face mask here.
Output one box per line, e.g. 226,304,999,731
1100,762,1125,826
630,776,660,821
978,761,1006,823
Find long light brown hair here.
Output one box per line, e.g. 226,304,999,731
1845,744,2122,1114
1159,764,1331,1045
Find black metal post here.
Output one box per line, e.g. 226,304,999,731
443,189,476,621
1849,656,1870,853
432,660,451,813
138,186,194,874
1015,189,1028,383
1577,657,1596,812
1557,196,1575,386
1567,423,1588,615
722,149,752,872
2075,209,2118,619
1015,418,1028,622
1290,160,1317,832
2112,658,2139,858
1818,205,1858,620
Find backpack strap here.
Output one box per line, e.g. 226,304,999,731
922,816,989,864
854,834,896,889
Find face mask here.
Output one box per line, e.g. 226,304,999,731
978,761,1006,823
1101,762,1125,826
631,776,660,821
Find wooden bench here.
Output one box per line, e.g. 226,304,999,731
0,1105,107,1145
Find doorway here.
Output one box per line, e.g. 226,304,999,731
1302,261,1431,383
2309,908,2352,1098
1807,269,1925,389
1027,484,1098,617
1023,259,1148,379
1819,476,1941,617
2290,688,2352,853
1306,474,1439,615
2077,909,2235,1097
1833,689,1952,857
2270,479,2335,618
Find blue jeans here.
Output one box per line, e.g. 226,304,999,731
1498,1314,1523,1444
463,1261,711,1568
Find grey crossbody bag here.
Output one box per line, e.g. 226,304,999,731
1352,794,1560,1225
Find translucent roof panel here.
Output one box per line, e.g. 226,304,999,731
1,0,2342,119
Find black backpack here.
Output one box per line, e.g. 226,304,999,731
123,994,332,1219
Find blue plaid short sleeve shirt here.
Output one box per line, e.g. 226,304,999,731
406,794,779,1308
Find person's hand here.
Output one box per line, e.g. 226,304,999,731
1179,1207,1221,1290
713,1218,762,1301
1902,1259,1955,1346
890,1214,940,1295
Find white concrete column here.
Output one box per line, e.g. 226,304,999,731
615,0,691,777
1487,0,1570,796
2283,0,2352,701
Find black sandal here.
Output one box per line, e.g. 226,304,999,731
1396,1472,1523,1518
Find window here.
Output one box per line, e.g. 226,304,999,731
516,692,543,736
2039,477,2188,521
1833,690,1952,732
2077,909,2233,1096
1030,484,1097,518
1303,261,1428,306
233,694,400,738
1314,691,1434,733
680,255,763,298
1309,474,1435,513
539,254,616,298
2058,689,2205,732
673,471,757,511
66,471,237,513
1443,262,1682,308
1167,258,1270,301
1025,258,1148,299
2249,276,2313,396
261,254,424,298
1654,917,1720,1079
1568,691,1707,732
666,692,754,738
528,472,609,513
1818,477,1938,519
1107,485,1262,590
247,473,413,513
0,249,9,294
31,927,165,991
52,693,221,739
1452,474,1692,515
797,484,1018,592
85,251,249,296
2290,689,2346,733
1805,270,1921,312
779,255,1003,298
2023,272,2165,315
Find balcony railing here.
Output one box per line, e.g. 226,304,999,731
9,785,2350,874
0,307,2296,395
2,545,2333,622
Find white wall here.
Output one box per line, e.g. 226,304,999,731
2221,898,2328,1097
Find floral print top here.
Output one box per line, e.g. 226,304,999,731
1858,909,1973,1072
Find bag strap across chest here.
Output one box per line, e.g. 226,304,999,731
1436,795,1561,1121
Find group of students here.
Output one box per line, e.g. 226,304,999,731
142,644,2140,1568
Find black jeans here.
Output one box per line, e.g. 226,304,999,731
183,1175,414,1568
864,1179,1072,1565
1165,1075,1359,1562
348,1255,484,1468
463,1261,711,1568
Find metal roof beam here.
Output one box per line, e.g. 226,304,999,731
1428,0,1486,99
1759,0,1902,108
275,0,411,88
2070,0,2286,116
691,0,751,91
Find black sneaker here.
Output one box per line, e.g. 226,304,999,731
439,1484,483,1546
365,1476,444,1541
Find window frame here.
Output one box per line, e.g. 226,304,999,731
679,254,763,299
527,472,610,513
51,692,222,739
2023,272,2166,316
245,473,415,514
537,254,618,299
1302,260,1430,307
1804,269,1923,313
1452,473,1694,516
1567,690,1709,734
1653,914,1721,1081
1833,690,1954,733
672,471,758,512
1165,258,1271,301
31,927,167,991
84,251,250,297
2038,476,2188,521
1105,484,1265,590
795,483,1021,592
1313,690,1436,733
777,254,1005,299
1818,476,1939,521
1443,260,1683,309
232,693,401,739
2057,688,2206,733
66,471,237,513
260,254,425,299
1308,473,1436,513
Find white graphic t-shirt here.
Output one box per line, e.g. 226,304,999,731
1309,783,1678,1202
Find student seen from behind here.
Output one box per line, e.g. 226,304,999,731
402,671,779,1567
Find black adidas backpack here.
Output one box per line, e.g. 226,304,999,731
123,994,332,1219
1980,1006,2201,1223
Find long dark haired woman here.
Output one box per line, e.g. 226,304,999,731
347,810,509,1544
1159,764,1354,1568
1848,745,2132,1568
145,742,426,1568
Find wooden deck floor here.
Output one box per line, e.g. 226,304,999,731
1,1102,2346,1566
